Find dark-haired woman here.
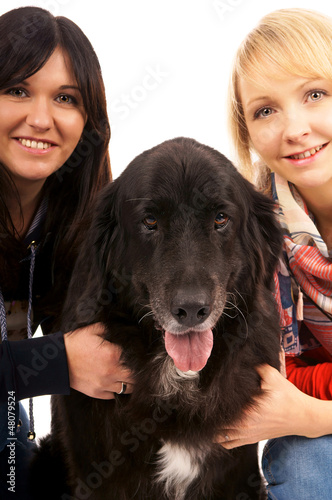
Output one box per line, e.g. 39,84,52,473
0,7,134,499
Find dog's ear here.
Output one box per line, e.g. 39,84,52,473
240,181,283,291
90,180,122,279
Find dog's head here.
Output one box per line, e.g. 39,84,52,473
91,138,282,372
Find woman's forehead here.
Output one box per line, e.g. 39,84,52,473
236,54,328,102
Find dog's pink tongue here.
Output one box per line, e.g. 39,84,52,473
165,329,213,372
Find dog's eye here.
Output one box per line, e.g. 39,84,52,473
214,212,229,229
143,215,157,230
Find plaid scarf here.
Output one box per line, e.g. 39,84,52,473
272,173,332,356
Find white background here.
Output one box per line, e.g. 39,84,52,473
1,0,332,438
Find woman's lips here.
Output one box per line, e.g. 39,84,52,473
17,138,54,149
284,143,328,164
15,137,57,154
287,144,325,160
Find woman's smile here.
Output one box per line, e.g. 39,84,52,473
283,142,328,166
17,137,57,151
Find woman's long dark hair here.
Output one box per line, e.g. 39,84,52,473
0,7,111,316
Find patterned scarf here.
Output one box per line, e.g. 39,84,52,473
272,173,332,356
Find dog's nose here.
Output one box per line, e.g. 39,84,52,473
171,291,211,327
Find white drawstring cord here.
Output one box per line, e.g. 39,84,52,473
26,242,37,441
0,242,37,441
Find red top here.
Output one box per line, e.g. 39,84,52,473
286,346,332,400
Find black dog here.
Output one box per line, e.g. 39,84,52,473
31,138,282,500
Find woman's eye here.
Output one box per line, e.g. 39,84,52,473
308,90,325,102
143,215,157,230
56,94,76,104
255,107,273,119
214,213,229,229
7,88,27,98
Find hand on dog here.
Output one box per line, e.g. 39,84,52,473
218,364,316,448
64,323,135,399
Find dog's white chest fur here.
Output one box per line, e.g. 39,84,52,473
156,441,203,499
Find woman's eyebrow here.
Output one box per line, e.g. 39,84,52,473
12,81,81,92
245,96,270,108
59,84,81,91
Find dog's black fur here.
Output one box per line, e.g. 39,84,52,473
31,138,282,500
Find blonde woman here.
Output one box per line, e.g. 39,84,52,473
223,8,332,499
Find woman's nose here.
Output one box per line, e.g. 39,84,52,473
282,110,311,143
25,97,54,130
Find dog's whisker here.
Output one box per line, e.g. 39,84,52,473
226,291,237,301
223,297,249,338
136,302,151,315
223,302,241,319
233,288,249,314
224,295,239,311
222,308,239,320
125,197,152,202
224,295,236,308
138,310,155,324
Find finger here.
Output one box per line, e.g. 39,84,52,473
217,432,255,449
215,432,233,445
256,363,284,390
114,382,134,395
256,363,282,382
93,386,133,400
98,383,134,398
216,434,238,449
220,439,241,450
89,322,105,333
255,363,270,377
90,383,134,400
92,390,116,400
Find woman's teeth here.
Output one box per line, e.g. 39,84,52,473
290,145,324,160
18,138,52,149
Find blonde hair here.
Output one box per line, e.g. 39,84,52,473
228,8,332,186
